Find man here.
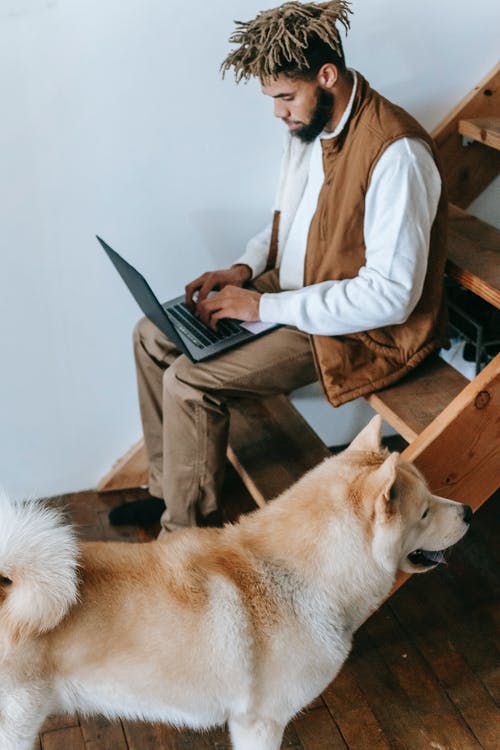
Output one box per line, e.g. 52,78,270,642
110,0,447,533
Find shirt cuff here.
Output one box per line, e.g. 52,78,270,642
259,291,295,325
233,252,268,280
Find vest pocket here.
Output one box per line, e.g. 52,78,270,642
355,330,405,363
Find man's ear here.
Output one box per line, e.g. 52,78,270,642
348,415,383,453
317,63,339,89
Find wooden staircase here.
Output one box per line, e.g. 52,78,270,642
458,116,500,151
98,65,500,568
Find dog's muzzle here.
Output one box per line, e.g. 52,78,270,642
407,503,473,568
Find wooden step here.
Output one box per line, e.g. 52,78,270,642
99,357,470,499
227,395,331,507
98,357,469,496
458,117,500,151
447,203,500,309
97,395,331,503
384,352,500,598
97,440,148,492
432,62,500,207
366,356,468,443
403,352,500,508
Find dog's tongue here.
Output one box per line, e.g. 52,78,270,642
424,550,446,564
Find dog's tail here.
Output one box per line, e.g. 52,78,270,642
0,493,79,654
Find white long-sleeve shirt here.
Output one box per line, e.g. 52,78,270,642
234,73,442,336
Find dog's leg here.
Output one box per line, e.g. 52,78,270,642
229,716,285,750
0,685,50,750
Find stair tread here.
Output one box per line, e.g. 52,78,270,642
447,204,500,309
431,63,500,207
97,440,147,492
458,116,500,151
227,394,331,507
367,356,468,443
98,359,470,500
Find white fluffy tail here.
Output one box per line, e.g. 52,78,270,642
0,494,79,652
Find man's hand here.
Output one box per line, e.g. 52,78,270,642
185,264,252,309
196,286,261,330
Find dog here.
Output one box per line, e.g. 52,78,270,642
0,416,471,750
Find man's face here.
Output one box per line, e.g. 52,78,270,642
261,73,334,143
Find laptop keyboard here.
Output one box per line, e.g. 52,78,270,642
166,302,243,349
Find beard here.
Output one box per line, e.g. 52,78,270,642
293,88,335,143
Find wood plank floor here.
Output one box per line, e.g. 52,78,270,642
38,464,499,750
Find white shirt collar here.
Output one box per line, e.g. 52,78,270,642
321,69,357,140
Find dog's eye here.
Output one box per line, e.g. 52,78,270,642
0,576,12,586
421,509,429,520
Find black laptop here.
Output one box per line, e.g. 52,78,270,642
97,236,279,362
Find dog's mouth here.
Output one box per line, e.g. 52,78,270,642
407,548,447,567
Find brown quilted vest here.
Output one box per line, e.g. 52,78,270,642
270,72,448,407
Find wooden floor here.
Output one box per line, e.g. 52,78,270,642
38,464,499,750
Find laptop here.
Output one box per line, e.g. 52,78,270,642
97,236,280,362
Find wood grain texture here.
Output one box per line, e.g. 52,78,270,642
80,716,128,750
459,117,500,151
432,62,500,206
447,203,500,309
96,439,148,492
292,707,347,750
322,668,391,750
227,395,330,506
41,726,86,750
402,353,500,508
367,356,468,442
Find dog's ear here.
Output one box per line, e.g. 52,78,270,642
371,452,401,572
373,452,399,519
348,415,383,453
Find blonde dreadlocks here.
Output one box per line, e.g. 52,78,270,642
221,1,352,83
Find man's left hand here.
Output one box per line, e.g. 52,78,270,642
196,286,261,330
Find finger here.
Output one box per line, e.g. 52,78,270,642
185,274,207,308
209,309,228,331
197,275,222,304
196,298,218,327
198,296,229,329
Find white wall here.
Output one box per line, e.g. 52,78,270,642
1,0,498,500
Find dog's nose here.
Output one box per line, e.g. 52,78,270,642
463,505,473,524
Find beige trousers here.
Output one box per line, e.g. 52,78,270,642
133,270,317,532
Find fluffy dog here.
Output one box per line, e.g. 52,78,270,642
0,416,471,750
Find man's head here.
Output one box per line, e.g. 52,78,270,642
261,66,338,143
221,1,352,142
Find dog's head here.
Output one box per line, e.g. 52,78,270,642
345,417,472,574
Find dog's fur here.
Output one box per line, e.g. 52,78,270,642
0,417,471,750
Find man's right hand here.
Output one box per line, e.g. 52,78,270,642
185,264,252,310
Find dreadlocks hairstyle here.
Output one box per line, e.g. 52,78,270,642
221,1,352,83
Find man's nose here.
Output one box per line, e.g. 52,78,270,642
274,99,289,119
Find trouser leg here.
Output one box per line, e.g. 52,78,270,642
132,270,317,532
159,322,316,531
159,365,229,529
133,318,180,498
